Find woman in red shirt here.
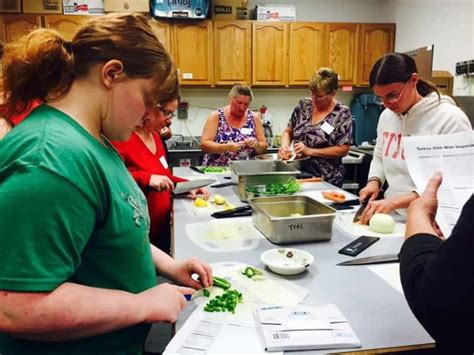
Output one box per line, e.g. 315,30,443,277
113,98,209,253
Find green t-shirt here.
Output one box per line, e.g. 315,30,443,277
0,105,157,354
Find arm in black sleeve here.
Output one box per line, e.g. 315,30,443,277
399,195,474,352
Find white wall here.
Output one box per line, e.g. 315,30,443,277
175,88,356,139
387,0,474,94
172,0,474,137
247,0,393,22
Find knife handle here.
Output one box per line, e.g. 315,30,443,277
338,236,380,257
211,205,251,218
211,182,235,188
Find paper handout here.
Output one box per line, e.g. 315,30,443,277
256,304,361,352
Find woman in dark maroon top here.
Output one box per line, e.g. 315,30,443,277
279,68,353,187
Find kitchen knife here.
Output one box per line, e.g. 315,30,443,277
352,199,369,223
332,199,360,207
211,182,237,188
337,254,399,266
173,179,215,195
211,205,252,218
190,166,204,174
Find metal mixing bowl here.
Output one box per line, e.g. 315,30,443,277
255,153,309,170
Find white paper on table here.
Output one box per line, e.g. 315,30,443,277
256,304,361,352
335,212,405,238
403,132,474,237
368,264,403,293
211,262,309,306
185,217,264,252
164,303,283,355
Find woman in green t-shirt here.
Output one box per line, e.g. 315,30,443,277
0,13,213,355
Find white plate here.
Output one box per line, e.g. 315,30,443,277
261,248,314,276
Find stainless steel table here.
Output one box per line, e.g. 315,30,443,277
171,168,433,353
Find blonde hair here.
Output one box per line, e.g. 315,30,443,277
309,67,339,94
1,13,177,118
228,83,253,101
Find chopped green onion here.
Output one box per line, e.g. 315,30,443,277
203,289,243,313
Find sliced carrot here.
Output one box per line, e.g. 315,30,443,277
322,190,346,202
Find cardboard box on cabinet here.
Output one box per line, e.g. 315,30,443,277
0,0,21,13
212,0,248,20
255,4,295,21
63,0,104,15
23,0,62,14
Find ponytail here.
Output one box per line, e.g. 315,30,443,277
1,29,73,118
416,79,440,99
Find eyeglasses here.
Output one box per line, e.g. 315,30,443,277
376,81,410,104
311,92,331,101
154,105,176,119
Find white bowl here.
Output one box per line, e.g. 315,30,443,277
261,248,314,275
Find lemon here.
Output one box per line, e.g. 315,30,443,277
194,197,208,208
213,194,226,205
223,202,235,210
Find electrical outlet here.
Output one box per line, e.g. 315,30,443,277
177,101,189,119
468,60,474,74
456,61,468,75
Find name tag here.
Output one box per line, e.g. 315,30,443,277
159,155,169,169
240,127,252,135
321,121,335,135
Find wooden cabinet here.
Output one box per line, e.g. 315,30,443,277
213,21,251,85
149,18,171,52
252,22,288,86
0,15,395,88
326,23,359,86
44,15,89,41
171,20,213,86
0,15,42,42
288,22,325,86
358,24,395,86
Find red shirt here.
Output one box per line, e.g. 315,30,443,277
112,132,187,247
10,99,43,126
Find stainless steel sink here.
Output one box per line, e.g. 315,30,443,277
167,135,201,150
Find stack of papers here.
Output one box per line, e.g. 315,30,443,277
257,304,361,352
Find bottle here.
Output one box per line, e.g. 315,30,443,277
259,105,273,146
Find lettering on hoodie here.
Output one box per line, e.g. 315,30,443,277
382,131,406,160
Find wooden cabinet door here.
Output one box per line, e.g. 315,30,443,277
326,23,359,86
214,21,250,86
289,22,325,86
172,21,213,86
1,15,42,42
44,15,89,41
252,22,288,86
149,18,171,52
358,23,395,86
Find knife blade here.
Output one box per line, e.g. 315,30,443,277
337,254,399,266
352,199,368,223
173,179,215,195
